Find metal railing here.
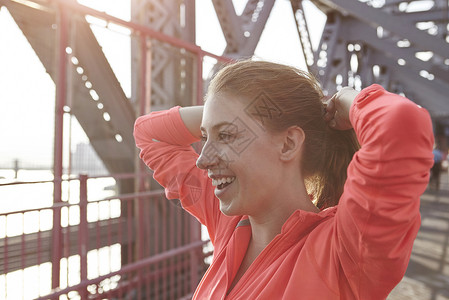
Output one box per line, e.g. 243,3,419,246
0,173,211,299
0,0,231,298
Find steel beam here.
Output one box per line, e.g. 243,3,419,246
52,2,68,290
240,0,276,55
369,50,449,116
290,0,316,71
4,0,138,175
212,0,245,53
328,21,449,114
314,0,449,61
314,12,346,94
384,0,409,6
212,0,275,57
392,9,449,23
341,18,449,88
131,0,196,110
310,0,449,116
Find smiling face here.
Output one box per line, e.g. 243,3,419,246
196,60,358,211
196,93,286,217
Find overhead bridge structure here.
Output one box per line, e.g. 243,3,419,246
0,0,448,299
300,0,449,119
2,0,448,177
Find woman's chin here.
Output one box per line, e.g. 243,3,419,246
218,200,239,216
215,180,239,213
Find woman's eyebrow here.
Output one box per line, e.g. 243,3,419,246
200,121,234,132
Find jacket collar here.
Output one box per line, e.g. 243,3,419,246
280,206,337,243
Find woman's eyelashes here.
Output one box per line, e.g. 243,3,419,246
218,132,235,143
200,132,236,144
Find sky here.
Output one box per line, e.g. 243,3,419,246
0,0,325,168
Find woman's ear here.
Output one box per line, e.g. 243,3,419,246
280,126,305,161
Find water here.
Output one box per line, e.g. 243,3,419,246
0,169,120,300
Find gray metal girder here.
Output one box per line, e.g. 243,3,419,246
315,14,449,115
341,18,449,91
131,0,196,111
4,1,136,174
313,0,449,65
310,0,449,117
290,0,316,71
392,9,449,23
369,50,449,117
212,0,276,57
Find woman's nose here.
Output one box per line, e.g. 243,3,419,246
196,142,220,169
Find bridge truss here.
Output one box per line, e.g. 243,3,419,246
0,0,448,298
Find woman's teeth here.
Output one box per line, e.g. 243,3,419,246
212,177,235,187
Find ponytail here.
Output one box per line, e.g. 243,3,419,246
313,128,360,209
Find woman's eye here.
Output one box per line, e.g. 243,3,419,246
218,132,234,142
201,135,207,142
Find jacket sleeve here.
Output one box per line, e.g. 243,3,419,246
133,106,223,244
334,84,434,298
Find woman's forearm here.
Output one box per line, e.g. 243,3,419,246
179,106,203,139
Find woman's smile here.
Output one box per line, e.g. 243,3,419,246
212,176,237,198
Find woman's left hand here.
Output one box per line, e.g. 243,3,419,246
324,87,358,130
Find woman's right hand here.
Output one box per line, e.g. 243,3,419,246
323,87,359,130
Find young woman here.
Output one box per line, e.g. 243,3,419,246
134,60,434,299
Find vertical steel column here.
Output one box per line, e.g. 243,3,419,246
290,0,316,73
3,223,7,299
196,51,203,106
137,34,151,188
136,34,152,297
136,35,147,262
79,175,88,299
52,3,68,291
131,0,196,110
189,220,200,292
190,44,201,289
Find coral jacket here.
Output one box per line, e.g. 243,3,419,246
134,85,434,299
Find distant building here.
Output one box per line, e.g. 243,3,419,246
71,143,108,176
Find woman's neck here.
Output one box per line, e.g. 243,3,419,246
247,183,319,248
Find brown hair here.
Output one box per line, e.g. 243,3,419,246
206,60,359,209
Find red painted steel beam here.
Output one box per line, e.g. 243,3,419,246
78,175,88,299
51,2,68,290
196,51,203,106
137,36,148,262
45,0,232,64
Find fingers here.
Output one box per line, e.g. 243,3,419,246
323,95,336,122
323,87,357,130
